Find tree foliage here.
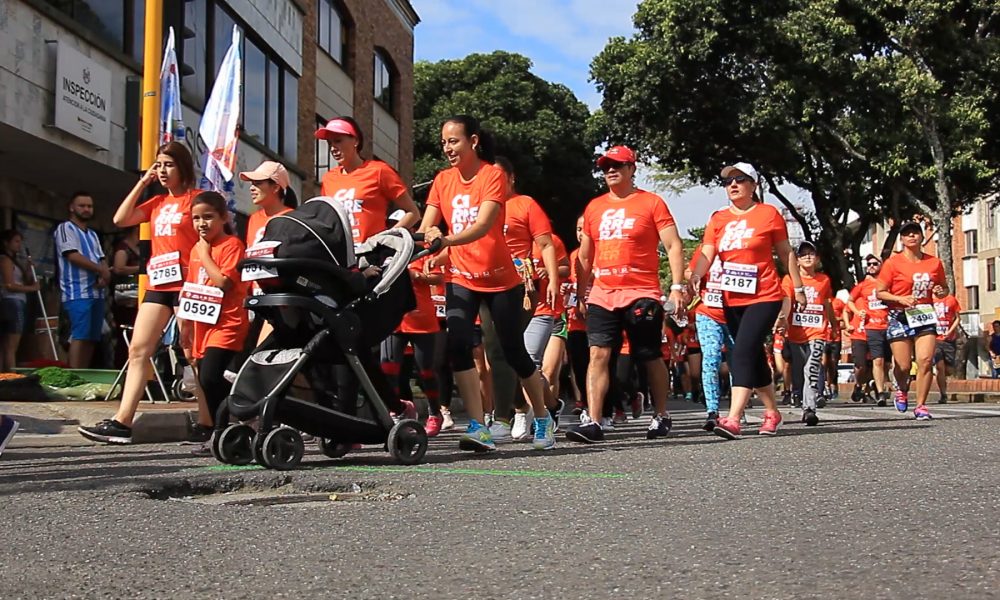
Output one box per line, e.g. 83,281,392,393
413,52,601,245
591,0,1000,289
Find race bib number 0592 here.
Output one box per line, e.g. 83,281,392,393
178,282,224,325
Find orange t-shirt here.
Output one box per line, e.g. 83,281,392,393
582,190,676,309
425,162,520,292
532,234,569,318
567,248,590,332
246,206,293,247
783,272,833,343
876,252,945,309
690,249,726,324
504,194,552,262
702,203,789,306
320,160,408,246
136,190,200,292
186,235,250,358
850,277,888,331
934,295,961,341
846,296,867,342
399,257,440,334
827,297,846,342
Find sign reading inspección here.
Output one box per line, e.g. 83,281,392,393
54,43,111,148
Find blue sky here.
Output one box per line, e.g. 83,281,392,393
412,0,810,237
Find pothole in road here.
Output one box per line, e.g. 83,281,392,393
141,476,412,507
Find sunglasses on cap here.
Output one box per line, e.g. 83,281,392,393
722,175,754,186
600,160,629,172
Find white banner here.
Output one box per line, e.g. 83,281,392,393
159,27,185,144
54,43,111,148
199,25,242,215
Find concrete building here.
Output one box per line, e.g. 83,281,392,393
0,0,417,362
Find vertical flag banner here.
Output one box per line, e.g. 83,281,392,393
199,25,242,215
158,27,185,144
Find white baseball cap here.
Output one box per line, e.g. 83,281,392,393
720,162,759,183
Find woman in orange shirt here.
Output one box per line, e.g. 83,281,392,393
316,116,420,246
419,115,555,452
240,160,295,247
79,141,201,445
183,192,249,454
776,241,837,426
875,220,946,420
690,162,805,440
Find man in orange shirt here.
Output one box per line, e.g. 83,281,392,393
566,146,685,444
847,255,891,406
932,283,961,404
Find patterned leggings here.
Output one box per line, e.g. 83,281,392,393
695,313,735,414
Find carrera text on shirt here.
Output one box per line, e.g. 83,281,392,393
320,161,408,246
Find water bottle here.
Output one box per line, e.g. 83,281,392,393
662,295,688,327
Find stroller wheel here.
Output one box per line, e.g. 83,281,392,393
387,419,428,466
215,424,255,465
260,427,305,470
318,438,351,459
171,379,196,402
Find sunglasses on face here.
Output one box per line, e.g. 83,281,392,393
722,175,753,186
600,160,628,172
866,262,881,267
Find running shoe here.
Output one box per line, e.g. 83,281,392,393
440,408,455,431
876,391,889,407
579,409,593,425
532,416,556,450
599,416,615,432
631,393,643,419
566,421,604,444
548,399,565,433
646,414,672,439
703,411,719,432
488,420,513,444
78,419,133,445
893,390,909,413
0,416,19,456
483,411,494,428
791,394,802,409
937,393,948,405
851,386,864,403
802,408,819,427
684,392,693,402
914,405,933,421
459,420,496,452
425,415,443,438
713,416,742,440
817,393,828,409
781,391,792,406
187,424,212,444
511,409,532,441
572,400,586,416
613,409,627,425
759,411,783,436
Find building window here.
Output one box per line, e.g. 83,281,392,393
317,0,348,65
989,208,996,230
966,230,979,254
283,74,299,163
967,286,980,311
988,258,997,292
374,50,394,112
45,1,144,60
316,116,332,183
180,0,208,105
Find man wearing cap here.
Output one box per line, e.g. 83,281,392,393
566,145,685,444
239,160,294,247
932,283,961,404
846,254,891,405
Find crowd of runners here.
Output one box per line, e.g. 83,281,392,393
0,113,959,458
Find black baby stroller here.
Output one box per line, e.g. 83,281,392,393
210,196,440,470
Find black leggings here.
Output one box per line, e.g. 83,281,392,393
446,283,536,378
724,301,782,389
432,326,453,409
198,347,238,429
381,332,441,416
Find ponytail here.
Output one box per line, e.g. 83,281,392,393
444,115,496,164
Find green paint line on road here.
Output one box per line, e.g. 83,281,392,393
199,463,625,480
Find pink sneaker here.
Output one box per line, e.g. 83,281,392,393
425,415,443,437
759,411,783,436
713,416,742,440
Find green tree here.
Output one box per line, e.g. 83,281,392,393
591,0,1000,289
414,52,601,245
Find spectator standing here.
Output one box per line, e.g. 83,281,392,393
110,227,141,367
0,230,39,371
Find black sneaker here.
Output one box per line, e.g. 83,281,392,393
646,414,672,439
851,387,864,403
78,419,133,444
792,394,802,408
817,394,828,409
566,422,604,444
703,411,719,432
781,391,792,406
549,398,565,433
802,409,819,426
876,392,889,407
184,424,212,444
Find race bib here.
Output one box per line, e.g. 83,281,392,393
703,289,723,309
566,292,578,308
148,251,182,287
791,304,826,329
719,262,758,294
432,295,446,319
868,297,886,310
241,241,280,282
905,304,938,328
178,282,224,325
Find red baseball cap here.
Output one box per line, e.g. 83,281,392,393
314,118,358,141
597,145,637,169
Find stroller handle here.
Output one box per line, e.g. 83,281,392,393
409,233,443,263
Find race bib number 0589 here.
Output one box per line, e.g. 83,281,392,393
178,283,224,325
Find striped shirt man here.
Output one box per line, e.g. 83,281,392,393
54,221,106,302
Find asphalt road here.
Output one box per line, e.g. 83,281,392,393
2,400,999,599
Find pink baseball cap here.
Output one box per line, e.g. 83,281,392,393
314,118,358,141
239,161,290,190
597,145,637,168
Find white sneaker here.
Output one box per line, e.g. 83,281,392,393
440,409,455,431
600,417,615,431
580,409,592,425
488,420,513,444
511,408,533,441
483,411,494,427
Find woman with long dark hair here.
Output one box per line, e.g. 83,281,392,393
0,230,38,371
